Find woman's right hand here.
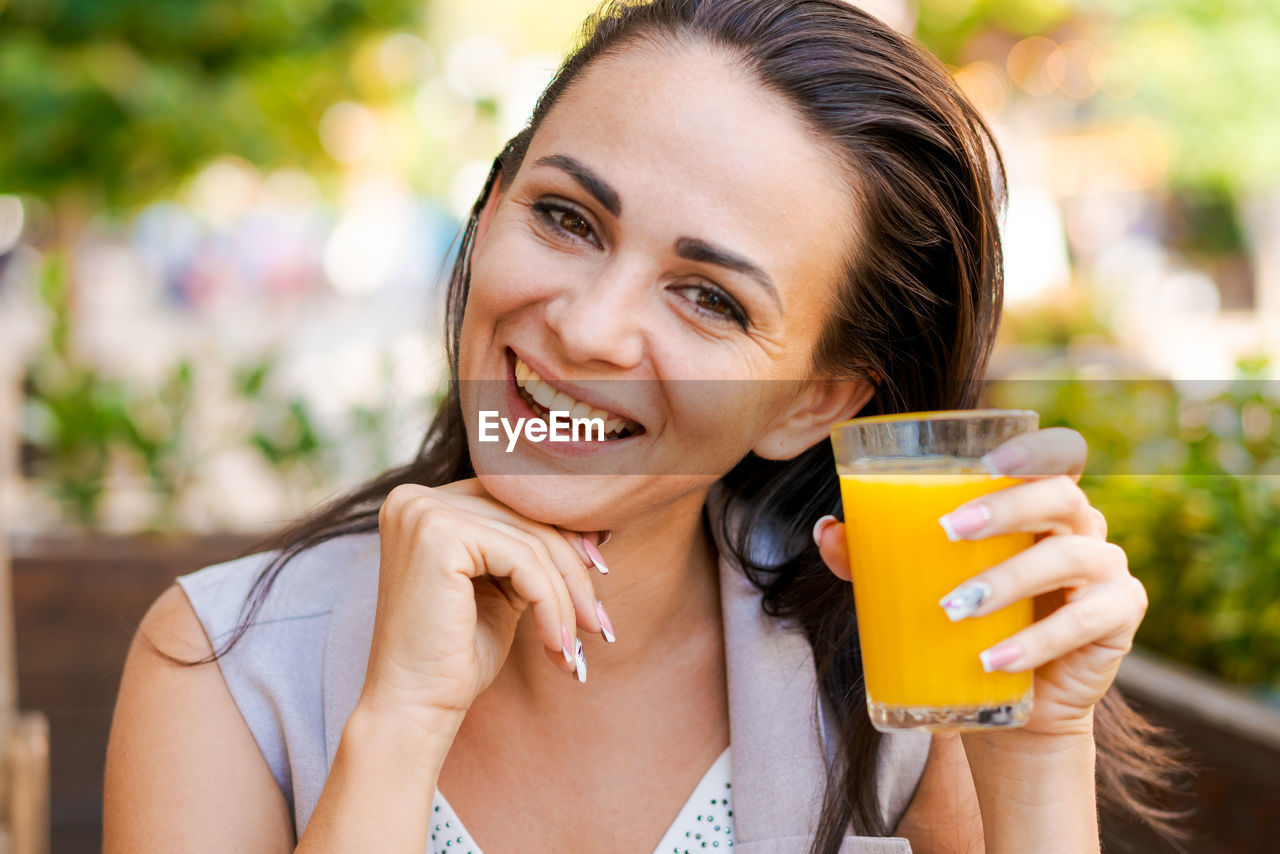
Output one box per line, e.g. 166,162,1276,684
360,478,610,719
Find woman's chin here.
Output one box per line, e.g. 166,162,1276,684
467,434,628,525
476,470,721,537
474,471,627,532
468,432,729,531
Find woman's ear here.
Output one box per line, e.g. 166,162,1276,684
751,377,875,461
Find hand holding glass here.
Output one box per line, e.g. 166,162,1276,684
831,410,1039,732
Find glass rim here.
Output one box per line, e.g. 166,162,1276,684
832,408,1039,430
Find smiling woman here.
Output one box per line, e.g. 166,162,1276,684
104,2,1190,854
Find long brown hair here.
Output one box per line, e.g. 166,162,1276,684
191,1,1193,849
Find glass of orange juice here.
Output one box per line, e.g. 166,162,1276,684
830,409,1039,732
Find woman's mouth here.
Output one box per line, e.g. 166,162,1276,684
509,351,644,441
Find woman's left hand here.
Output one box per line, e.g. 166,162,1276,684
814,426,1149,737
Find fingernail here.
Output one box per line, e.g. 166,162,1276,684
981,443,1031,476
979,641,1023,673
938,580,992,621
938,503,991,541
573,638,587,683
812,515,837,548
561,624,574,665
596,530,611,547
595,598,616,643
583,539,609,575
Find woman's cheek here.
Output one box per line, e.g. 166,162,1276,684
662,385,767,473
471,222,569,302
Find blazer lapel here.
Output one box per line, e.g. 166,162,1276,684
713,487,915,854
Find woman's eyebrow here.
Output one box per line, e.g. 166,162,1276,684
675,236,782,313
531,153,780,313
533,154,621,217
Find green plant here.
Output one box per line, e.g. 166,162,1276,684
0,0,425,212
988,365,1280,696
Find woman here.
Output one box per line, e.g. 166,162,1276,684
104,1,1188,852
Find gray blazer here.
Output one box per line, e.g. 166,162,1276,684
178,501,930,853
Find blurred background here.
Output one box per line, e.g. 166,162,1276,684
0,0,1277,852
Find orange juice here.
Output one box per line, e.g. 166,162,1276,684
839,456,1033,726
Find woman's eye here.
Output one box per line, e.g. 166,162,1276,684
532,201,596,243
675,284,749,329
556,210,592,239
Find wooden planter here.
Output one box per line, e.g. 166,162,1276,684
11,534,261,854
9,535,1280,853
1107,648,1280,852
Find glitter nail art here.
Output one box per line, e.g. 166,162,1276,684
938,580,992,622
573,638,587,683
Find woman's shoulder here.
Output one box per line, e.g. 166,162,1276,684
167,531,381,828
175,531,380,649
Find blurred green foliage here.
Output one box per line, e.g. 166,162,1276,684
915,0,1280,195
21,257,336,530
0,0,423,211
1107,0,1280,194
22,256,194,525
988,366,1280,695
917,0,1075,55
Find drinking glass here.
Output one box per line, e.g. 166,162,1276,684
830,409,1039,732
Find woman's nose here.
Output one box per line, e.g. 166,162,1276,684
542,260,647,369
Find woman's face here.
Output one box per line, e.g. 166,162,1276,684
458,41,868,530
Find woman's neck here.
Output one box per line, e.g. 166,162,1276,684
438,487,732,833
491,485,724,706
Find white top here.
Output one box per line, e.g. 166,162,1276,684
428,746,735,854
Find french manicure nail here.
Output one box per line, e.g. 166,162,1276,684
979,641,1023,673
938,580,992,621
595,598,616,643
583,539,610,575
812,515,837,548
596,530,611,547
981,443,1031,476
573,638,587,683
561,624,574,665
938,503,991,541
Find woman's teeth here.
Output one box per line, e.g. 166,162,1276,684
514,357,640,439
